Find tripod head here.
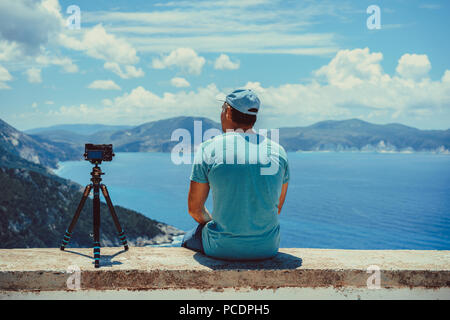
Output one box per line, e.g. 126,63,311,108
90,163,105,185
83,144,113,184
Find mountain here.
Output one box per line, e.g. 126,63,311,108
103,116,221,152
278,119,450,152
25,124,133,136
28,116,221,153
0,119,184,248
0,119,81,169
26,117,450,154
0,142,62,179
0,146,183,249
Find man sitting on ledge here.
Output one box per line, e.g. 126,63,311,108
182,89,290,261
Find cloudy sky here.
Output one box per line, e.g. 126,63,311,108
0,0,449,130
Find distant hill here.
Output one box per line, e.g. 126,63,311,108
278,119,450,153
0,119,81,168
28,116,221,153
0,145,184,248
27,117,450,154
25,124,133,136
101,116,221,152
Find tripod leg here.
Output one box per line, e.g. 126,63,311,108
60,185,92,250
101,184,129,251
93,185,101,268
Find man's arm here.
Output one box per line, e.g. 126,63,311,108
277,182,288,214
188,180,213,224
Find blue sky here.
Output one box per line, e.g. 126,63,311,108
0,0,449,130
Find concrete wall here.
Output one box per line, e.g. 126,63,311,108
0,247,449,299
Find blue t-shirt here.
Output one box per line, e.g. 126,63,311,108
190,132,289,260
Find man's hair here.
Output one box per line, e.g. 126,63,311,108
229,106,257,127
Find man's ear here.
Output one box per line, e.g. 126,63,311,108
225,107,232,121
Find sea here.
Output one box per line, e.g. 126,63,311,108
55,152,450,250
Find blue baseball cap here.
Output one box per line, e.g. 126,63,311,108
225,89,260,115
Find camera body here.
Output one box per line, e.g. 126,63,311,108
84,144,114,164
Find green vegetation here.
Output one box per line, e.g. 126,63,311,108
0,166,182,248
0,118,183,249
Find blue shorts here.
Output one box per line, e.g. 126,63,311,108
181,223,205,253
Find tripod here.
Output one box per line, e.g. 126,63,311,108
60,163,129,268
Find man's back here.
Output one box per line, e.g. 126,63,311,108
191,131,290,260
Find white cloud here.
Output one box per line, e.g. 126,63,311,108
314,47,386,89
41,0,64,19
102,98,113,106
214,54,239,70
25,68,42,83
59,24,139,65
170,77,190,88
0,0,62,55
396,53,431,80
36,54,78,73
132,33,337,55
0,1,79,81
88,80,121,90
13,48,450,130
243,81,265,94
152,48,205,75
103,62,144,79
0,64,13,89
82,1,343,55
241,49,450,127
442,70,450,83
44,84,223,124
0,40,22,62
59,23,142,79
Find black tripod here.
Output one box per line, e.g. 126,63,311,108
60,163,129,268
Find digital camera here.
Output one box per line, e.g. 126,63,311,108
84,144,114,164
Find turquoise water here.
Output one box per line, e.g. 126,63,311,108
56,152,450,249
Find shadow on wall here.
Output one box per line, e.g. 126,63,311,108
193,252,303,270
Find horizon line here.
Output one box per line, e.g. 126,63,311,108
3,116,449,132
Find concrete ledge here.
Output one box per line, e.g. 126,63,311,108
0,248,449,296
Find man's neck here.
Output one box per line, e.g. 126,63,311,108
223,125,254,133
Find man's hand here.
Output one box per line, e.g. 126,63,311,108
277,182,288,214
188,180,212,224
